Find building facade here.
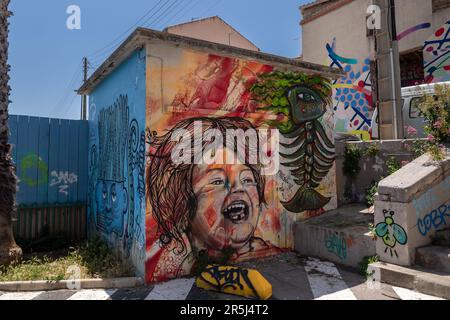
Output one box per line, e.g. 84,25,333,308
301,0,450,136
164,16,260,51
79,28,341,281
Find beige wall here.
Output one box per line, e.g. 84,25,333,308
302,0,450,61
166,17,260,52
301,0,374,66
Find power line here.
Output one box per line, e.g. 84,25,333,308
158,0,203,30
87,0,168,61
146,0,184,29
50,61,83,116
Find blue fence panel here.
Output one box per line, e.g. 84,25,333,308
9,115,88,206
37,117,50,204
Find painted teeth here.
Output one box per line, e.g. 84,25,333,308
224,204,246,212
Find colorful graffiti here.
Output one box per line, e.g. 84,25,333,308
89,94,146,258
196,265,272,300
424,21,450,83
145,47,336,282
375,209,407,258
251,72,335,212
20,153,48,187
397,23,431,41
326,41,374,133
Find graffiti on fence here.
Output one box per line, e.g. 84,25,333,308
50,171,78,196
20,153,48,187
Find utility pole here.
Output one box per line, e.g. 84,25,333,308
374,0,403,139
81,57,88,120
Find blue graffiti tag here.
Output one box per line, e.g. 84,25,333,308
417,203,450,236
325,233,348,260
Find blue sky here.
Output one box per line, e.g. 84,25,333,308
9,0,309,120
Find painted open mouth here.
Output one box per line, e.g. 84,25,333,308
222,200,249,224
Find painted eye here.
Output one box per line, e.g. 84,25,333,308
211,179,225,186
102,192,107,200
111,192,117,203
242,178,255,185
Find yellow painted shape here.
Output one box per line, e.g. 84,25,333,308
350,130,371,141
196,265,272,300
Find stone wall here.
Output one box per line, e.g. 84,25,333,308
335,140,417,207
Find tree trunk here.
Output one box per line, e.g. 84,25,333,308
0,0,22,266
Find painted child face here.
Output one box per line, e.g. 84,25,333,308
190,149,261,252
95,180,128,236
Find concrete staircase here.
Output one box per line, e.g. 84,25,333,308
370,229,450,299
416,230,450,273
293,204,376,269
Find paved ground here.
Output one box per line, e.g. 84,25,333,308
0,254,445,301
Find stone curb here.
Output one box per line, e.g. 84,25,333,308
368,262,450,299
0,277,145,292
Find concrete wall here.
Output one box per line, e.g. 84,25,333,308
374,152,450,266
87,49,147,277
144,41,337,283
165,16,260,51
335,140,417,206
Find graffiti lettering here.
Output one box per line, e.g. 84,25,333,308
417,203,450,237
412,176,450,219
50,171,78,196
197,265,267,299
325,233,347,260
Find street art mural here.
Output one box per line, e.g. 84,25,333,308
424,20,450,83
326,40,374,134
87,49,147,276
375,209,407,258
88,94,146,269
145,47,337,283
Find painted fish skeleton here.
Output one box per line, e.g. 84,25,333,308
279,86,335,213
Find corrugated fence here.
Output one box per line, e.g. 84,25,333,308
9,115,88,241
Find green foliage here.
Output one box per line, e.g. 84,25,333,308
386,157,401,176
419,84,450,143
408,84,450,161
359,255,380,279
0,236,133,282
343,145,362,178
411,139,430,159
363,144,380,157
365,181,379,207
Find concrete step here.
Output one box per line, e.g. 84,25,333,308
294,204,376,269
368,262,450,299
416,246,450,273
433,229,450,246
